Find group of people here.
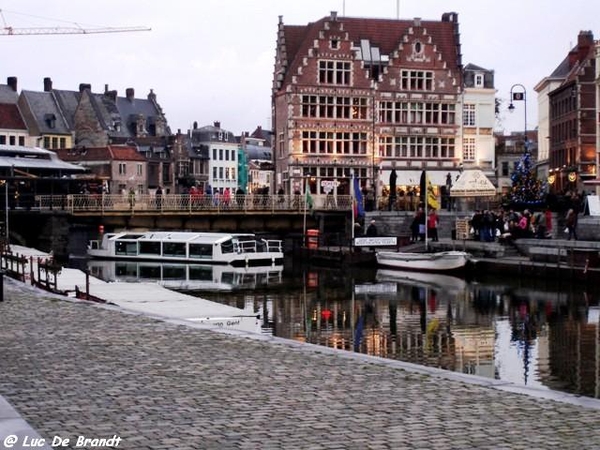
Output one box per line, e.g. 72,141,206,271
467,207,577,242
409,207,439,242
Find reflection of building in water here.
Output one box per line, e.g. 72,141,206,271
451,328,495,378
546,307,600,397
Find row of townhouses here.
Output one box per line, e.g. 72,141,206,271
0,11,599,205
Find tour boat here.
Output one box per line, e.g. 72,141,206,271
87,260,284,291
87,231,284,266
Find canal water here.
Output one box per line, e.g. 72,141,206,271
85,260,600,400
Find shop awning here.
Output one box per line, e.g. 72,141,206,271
450,169,497,197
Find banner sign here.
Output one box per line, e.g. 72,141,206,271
354,236,397,247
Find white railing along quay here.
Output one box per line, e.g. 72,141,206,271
34,194,354,214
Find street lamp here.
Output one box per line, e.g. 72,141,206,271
508,84,528,153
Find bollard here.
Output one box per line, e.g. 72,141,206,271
0,269,4,302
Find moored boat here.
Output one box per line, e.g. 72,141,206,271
88,231,283,266
376,250,470,272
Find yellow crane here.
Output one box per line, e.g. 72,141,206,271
0,8,150,35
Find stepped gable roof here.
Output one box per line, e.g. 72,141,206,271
20,90,71,135
0,104,27,130
56,145,146,162
280,13,461,87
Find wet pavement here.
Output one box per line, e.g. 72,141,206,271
1,278,600,449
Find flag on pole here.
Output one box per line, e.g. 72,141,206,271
353,176,364,219
426,174,439,210
420,171,439,210
305,183,314,211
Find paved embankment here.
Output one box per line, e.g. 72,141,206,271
1,279,600,449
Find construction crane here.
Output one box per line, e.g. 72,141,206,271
0,8,150,36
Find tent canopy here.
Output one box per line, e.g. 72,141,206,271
450,169,497,197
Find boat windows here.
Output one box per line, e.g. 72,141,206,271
139,241,161,255
221,239,234,254
162,242,186,258
189,243,213,259
115,241,138,256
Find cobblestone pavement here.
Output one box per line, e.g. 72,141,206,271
1,279,600,450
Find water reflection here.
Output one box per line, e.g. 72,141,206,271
194,265,600,400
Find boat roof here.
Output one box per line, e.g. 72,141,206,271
106,231,257,245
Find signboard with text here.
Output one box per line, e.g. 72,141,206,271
354,236,397,247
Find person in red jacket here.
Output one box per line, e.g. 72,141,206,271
427,209,439,242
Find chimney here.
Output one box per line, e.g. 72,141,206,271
7,77,17,92
214,121,221,129
330,11,337,21
43,77,52,92
126,88,135,100
577,30,594,61
78,83,91,93
104,84,109,93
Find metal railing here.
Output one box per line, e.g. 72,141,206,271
34,193,354,214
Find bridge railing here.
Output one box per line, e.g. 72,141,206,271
34,194,354,214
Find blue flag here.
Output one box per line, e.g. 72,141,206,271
353,176,364,219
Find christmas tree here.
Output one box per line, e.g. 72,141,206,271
506,150,546,207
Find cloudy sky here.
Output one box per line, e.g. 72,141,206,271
2,0,598,136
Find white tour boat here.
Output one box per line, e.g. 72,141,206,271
87,260,284,291
88,231,284,266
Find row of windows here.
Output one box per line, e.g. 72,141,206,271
0,135,26,146
212,148,237,162
317,61,435,92
212,166,237,180
550,94,577,119
43,136,67,149
550,119,578,144
301,131,368,155
378,101,456,125
301,95,368,119
118,163,144,176
378,136,455,159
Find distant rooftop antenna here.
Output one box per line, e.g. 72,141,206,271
342,0,345,16
397,0,400,19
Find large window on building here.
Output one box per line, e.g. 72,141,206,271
377,101,456,125
302,131,367,155
318,60,351,85
378,136,455,159
119,163,126,175
463,137,476,161
301,95,366,119
400,70,434,91
463,104,476,127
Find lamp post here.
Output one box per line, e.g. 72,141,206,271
508,84,528,153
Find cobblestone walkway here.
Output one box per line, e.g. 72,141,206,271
1,280,600,449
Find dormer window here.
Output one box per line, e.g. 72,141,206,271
475,73,484,88
44,113,56,129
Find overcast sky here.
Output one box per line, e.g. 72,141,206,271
2,0,598,136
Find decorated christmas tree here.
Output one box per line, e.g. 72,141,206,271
506,150,546,207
